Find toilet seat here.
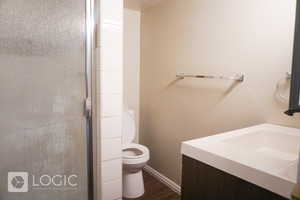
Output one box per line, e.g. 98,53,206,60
122,110,150,165
123,143,149,165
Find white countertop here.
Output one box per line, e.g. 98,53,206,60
181,124,300,199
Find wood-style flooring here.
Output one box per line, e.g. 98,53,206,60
124,171,181,200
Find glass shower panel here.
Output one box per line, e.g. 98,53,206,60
0,0,88,199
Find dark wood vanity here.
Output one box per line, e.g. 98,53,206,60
181,155,288,200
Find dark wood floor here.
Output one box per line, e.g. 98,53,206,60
124,171,181,200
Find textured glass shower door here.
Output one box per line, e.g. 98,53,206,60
0,0,89,199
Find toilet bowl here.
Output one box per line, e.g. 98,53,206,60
122,110,150,199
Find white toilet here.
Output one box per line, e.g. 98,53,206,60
122,110,150,199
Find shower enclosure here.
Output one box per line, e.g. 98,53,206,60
0,0,95,199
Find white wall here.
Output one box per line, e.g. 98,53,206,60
98,0,123,199
124,8,141,142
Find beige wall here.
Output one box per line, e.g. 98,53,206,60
124,0,165,11
124,0,142,11
140,0,300,185
124,8,141,142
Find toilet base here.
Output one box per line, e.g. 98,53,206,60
123,170,145,199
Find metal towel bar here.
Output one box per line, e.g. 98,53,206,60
176,73,244,82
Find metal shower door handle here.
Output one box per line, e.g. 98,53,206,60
84,97,92,118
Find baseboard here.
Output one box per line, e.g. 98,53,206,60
143,165,181,195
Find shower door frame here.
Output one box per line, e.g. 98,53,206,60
85,0,96,199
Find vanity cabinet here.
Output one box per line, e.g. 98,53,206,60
181,156,288,200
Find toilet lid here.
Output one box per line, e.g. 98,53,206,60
122,110,136,145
